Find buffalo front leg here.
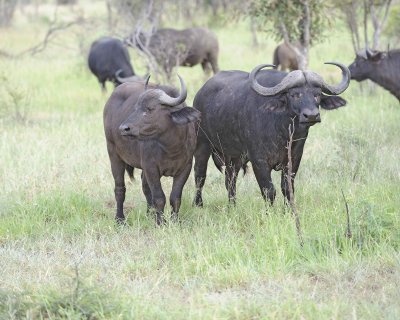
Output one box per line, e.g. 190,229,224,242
224,159,241,205
108,149,127,223
141,171,153,213
281,142,304,204
281,169,296,205
193,141,212,207
143,169,166,226
251,159,276,205
170,162,192,222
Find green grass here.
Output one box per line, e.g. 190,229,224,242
0,2,399,319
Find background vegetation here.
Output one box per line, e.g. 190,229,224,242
0,1,399,319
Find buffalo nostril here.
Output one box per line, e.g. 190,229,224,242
302,112,320,121
119,125,130,132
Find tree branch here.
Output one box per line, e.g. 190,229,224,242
340,188,352,239
287,121,304,247
0,7,83,59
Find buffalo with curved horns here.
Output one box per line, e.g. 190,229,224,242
193,63,350,207
348,48,400,101
104,75,200,224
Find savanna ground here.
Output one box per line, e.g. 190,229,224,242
0,1,399,319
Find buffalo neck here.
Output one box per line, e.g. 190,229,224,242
272,109,310,141
370,57,400,100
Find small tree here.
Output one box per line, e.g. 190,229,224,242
334,0,393,53
249,0,331,70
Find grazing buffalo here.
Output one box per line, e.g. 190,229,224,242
273,42,302,71
103,75,200,225
133,27,219,79
88,37,138,91
348,48,400,101
193,63,350,207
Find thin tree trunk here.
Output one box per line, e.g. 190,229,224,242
370,0,392,49
363,0,369,48
106,0,113,31
250,16,258,47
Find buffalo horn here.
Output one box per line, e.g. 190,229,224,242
115,69,140,83
250,64,305,96
304,62,350,95
144,74,151,91
158,74,187,107
366,47,375,58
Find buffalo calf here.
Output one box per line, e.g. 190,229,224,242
104,76,200,224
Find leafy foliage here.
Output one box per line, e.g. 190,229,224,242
249,0,331,44
384,3,400,45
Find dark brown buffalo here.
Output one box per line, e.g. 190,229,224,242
348,48,400,101
132,27,219,79
273,42,302,71
103,76,200,225
88,37,138,91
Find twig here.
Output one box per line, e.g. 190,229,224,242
287,121,304,246
340,188,352,239
0,5,83,59
72,262,81,307
19,20,82,57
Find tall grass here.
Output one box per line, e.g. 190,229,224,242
0,2,399,319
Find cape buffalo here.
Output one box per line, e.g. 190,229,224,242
193,63,350,207
88,37,138,91
348,48,400,101
133,27,219,79
273,42,302,71
104,75,200,225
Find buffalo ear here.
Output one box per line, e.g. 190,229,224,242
367,50,386,62
320,94,347,110
171,107,201,125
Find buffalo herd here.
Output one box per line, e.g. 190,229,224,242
92,27,397,224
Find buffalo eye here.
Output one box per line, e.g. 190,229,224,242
291,92,302,99
314,94,321,102
145,105,154,113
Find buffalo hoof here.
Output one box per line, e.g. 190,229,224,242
193,197,203,207
155,213,166,226
115,216,127,227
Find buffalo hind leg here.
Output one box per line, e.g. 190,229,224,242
208,52,219,74
193,141,212,207
201,61,212,76
251,159,276,205
170,162,192,222
225,159,241,205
